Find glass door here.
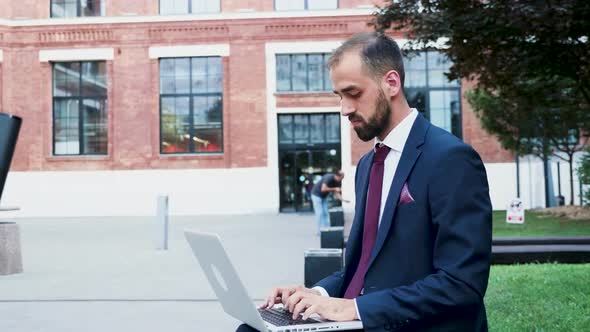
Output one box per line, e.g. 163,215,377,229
278,113,342,212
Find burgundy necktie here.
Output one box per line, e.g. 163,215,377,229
344,144,390,299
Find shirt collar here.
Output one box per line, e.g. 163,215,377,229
375,108,418,152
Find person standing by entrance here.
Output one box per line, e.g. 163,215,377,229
310,170,344,234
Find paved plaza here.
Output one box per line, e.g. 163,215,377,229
0,213,331,332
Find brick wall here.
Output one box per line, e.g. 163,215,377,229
0,9,512,173
11,0,48,19
0,3,11,19
3,0,380,19
461,80,514,163
108,0,155,17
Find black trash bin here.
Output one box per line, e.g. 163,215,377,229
328,207,344,227
0,113,22,203
556,195,565,206
320,226,344,249
304,249,343,288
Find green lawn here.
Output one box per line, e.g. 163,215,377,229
486,263,590,331
493,210,590,237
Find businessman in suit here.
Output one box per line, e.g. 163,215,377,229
242,32,492,332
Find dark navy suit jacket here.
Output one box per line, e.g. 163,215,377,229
316,114,492,332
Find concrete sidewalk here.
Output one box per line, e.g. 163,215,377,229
0,213,324,332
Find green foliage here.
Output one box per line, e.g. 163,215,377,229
578,148,590,205
373,0,590,155
372,1,590,103
486,264,590,331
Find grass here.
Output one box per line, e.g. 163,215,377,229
492,210,590,237
486,263,590,331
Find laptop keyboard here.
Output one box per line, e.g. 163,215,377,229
258,308,320,327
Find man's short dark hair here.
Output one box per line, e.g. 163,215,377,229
328,32,405,87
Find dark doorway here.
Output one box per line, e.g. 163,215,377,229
278,113,341,212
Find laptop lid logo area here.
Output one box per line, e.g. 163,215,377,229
210,263,229,293
184,231,268,332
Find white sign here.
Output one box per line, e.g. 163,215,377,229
506,198,525,224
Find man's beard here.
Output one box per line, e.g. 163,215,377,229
351,91,391,142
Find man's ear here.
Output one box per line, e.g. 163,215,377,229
382,70,402,97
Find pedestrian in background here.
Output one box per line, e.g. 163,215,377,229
310,170,344,234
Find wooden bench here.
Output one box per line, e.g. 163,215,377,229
342,236,590,265
492,237,590,265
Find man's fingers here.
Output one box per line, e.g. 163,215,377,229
281,288,295,307
292,299,309,320
286,291,305,313
266,288,282,309
302,304,319,320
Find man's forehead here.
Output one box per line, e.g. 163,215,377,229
330,54,373,92
331,51,364,72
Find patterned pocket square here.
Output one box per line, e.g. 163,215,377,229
399,182,415,205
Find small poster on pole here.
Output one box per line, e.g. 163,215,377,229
506,198,525,224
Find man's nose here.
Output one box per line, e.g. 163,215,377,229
340,100,355,116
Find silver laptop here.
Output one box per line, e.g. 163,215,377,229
184,230,363,332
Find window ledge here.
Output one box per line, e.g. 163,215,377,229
274,92,335,97
159,153,224,160
46,155,111,162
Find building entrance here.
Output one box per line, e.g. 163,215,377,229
277,113,341,212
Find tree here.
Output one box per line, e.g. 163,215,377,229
372,0,590,206
372,0,590,104
467,76,590,206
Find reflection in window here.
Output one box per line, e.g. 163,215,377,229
294,115,309,144
278,113,340,145
429,90,460,133
275,0,338,10
160,0,220,14
53,61,107,155
51,0,105,18
160,57,223,154
404,51,462,138
276,53,332,92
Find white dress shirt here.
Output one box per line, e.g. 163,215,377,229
375,108,418,227
313,108,419,322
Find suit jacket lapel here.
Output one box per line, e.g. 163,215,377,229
368,114,429,266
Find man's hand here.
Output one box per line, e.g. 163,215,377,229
259,285,320,310
286,291,358,322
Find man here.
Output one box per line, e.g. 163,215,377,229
239,32,492,332
310,170,345,234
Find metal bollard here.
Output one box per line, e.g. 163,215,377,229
320,226,344,249
156,195,169,250
304,249,343,288
328,207,344,227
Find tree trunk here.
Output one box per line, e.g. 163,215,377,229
516,154,520,198
569,153,575,205
543,154,551,208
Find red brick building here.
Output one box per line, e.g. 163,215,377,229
1,1,555,217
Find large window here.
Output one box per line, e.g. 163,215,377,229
53,62,108,155
276,53,332,93
160,57,223,154
275,0,338,11
404,51,462,138
278,113,340,146
50,0,105,18
160,0,220,15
